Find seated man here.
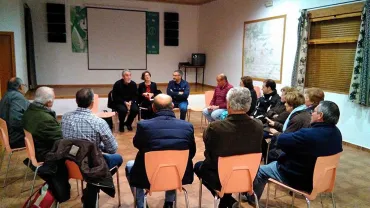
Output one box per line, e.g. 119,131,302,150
251,79,281,122
62,88,123,169
245,101,343,204
166,70,190,120
23,87,62,162
202,73,233,122
0,77,30,148
125,94,196,208
113,69,139,132
194,87,263,208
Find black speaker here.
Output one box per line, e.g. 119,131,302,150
164,12,179,46
46,3,66,43
192,53,206,66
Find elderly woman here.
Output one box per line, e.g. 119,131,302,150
138,71,159,119
266,91,311,162
304,87,325,113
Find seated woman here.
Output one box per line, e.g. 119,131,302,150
266,91,311,162
304,87,325,113
240,76,257,115
138,71,158,119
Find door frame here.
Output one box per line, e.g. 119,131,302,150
0,31,16,77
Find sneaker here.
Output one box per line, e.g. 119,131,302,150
125,123,133,131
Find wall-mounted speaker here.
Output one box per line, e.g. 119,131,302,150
164,12,179,46
46,3,66,43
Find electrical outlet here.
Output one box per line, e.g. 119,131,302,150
265,0,273,7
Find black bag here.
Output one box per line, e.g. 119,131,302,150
107,90,115,110
102,116,113,130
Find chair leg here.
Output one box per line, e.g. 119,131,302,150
331,192,336,208
133,187,137,208
320,193,324,208
182,187,189,208
116,168,121,207
76,179,80,196
266,183,270,208
238,193,241,208
96,192,99,208
214,195,219,208
291,192,295,208
27,166,40,208
0,149,5,173
2,152,13,188
199,179,202,208
266,141,271,164
21,159,31,193
305,197,311,208
143,193,147,208
253,192,260,208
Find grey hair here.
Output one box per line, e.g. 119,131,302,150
122,69,131,76
173,70,183,77
226,87,252,112
317,101,340,125
34,87,54,105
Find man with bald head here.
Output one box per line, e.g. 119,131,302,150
125,94,196,208
203,73,233,122
23,87,62,162
0,77,30,148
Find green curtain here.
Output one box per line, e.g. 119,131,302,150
349,1,370,106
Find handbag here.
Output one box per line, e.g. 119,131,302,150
23,183,57,208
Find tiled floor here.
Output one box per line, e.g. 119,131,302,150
1,111,370,207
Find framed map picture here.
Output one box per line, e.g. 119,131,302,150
242,15,286,83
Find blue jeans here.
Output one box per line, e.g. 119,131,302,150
103,154,123,169
174,101,188,120
252,161,287,200
202,108,226,122
125,160,176,208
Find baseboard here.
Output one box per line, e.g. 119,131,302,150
342,141,370,153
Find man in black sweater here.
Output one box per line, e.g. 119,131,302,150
112,69,138,132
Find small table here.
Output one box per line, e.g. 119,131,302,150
178,63,205,85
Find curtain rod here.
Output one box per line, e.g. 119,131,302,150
302,0,365,11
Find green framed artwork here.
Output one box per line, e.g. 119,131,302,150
71,6,87,53
146,12,159,54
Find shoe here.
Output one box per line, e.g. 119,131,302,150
126,123,133,131
119,126,125,132
163,201,174,208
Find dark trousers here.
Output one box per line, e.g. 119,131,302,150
194,161,235,208
116,103,139,128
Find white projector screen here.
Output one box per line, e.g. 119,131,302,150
87,8,146,70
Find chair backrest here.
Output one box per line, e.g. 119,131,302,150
145,150,189,194
218,153,262,197
310,152,341,199
0,118,12,153
65,160,84,180
24,130,40,167
205,90,214,107
254,86,261,98
91,94,99,113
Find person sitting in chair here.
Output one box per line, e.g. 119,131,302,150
138,71,159,119
166,70,190,120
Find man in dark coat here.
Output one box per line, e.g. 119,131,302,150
166,70,190,120
252,79,281,122
23,87,62,162
125,94,196,208
194,87,263,208
245,101,343,205
112,69,139,132
0,77,30,148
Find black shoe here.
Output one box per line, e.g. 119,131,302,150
163,201,174,208
119,126,125,132
126,123,133,131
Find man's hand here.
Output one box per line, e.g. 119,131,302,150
213,106,219,110
179,92,184,95
269,128,279,135
148,93,154,98
266,118,275,127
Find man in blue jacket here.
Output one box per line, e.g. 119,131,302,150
245,100,343,204
166,70,190,120
125,94,196,208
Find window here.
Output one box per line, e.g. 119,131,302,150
305,2,364,94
